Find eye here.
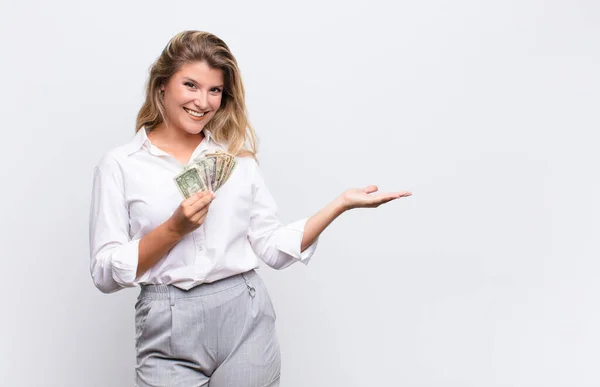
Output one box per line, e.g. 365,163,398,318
184,82,197,89
211,87,223,93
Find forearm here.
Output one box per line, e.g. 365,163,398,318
137,220,183,278
301,196,347,252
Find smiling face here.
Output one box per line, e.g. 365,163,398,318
160,61,225,135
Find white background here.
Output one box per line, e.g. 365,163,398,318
1,0,598,386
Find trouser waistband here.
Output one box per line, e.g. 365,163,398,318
139,269,258,302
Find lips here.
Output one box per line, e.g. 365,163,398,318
183,107,207,118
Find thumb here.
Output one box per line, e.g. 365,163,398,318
363,185,378,194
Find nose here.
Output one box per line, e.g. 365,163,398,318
194,92,209,110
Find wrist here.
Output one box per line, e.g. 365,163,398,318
164,218,185,241
333,195,350,214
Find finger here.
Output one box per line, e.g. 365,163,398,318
184,190,211,206
189,202,209,222
382,191,412,199
191,208,209,224
381,196,399,204
380,192,413,204
370,195,396,205
188,201,211,221
363,185,378,194
370,193,404,205
189,192,215,213
190,206,209,223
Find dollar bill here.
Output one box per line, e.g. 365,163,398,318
176,150,237,197
203,156,217,190
221,157,236,186
211,154,225,189
173,166,206,198
205,151,233,191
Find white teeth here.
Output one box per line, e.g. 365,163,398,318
184,108,205,117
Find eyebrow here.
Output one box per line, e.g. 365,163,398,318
183,77,224,88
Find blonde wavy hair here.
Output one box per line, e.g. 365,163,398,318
136,31,258,159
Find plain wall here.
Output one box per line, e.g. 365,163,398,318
1,0,598,385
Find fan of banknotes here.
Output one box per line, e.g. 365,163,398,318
173,150,237,198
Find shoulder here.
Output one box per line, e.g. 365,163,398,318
233,156,261,179
235,155,258,168
93,137,140,180
95,129,147,173
95,145,129,173
90,143,133,193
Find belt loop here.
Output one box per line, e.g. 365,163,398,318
241,272,256,298
169,287,176,306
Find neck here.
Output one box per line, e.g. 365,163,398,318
150,123,205,148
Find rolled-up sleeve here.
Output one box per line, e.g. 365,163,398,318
247,160,319,269
89,160,140,293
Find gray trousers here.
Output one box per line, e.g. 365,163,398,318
134,270,281,387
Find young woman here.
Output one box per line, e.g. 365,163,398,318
89,30,411,387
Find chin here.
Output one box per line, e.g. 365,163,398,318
180,120,207,135
183,126,204,135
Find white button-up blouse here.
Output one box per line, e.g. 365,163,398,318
89,128,318,293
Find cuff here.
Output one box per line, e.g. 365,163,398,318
276,218,319,265
111,239,141,287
